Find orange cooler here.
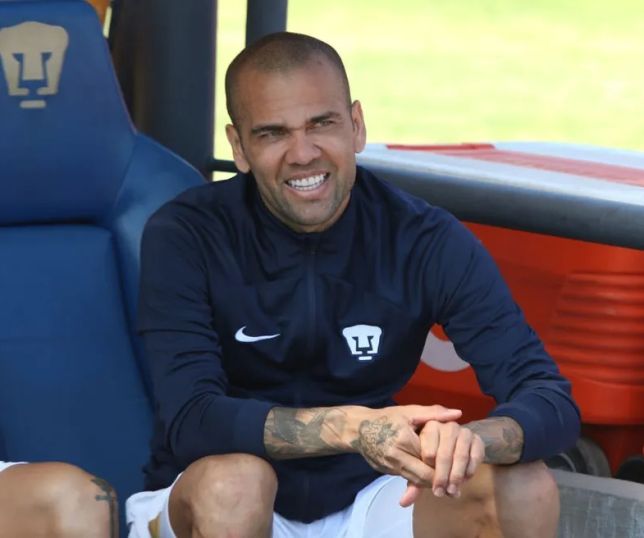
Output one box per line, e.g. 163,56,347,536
369,141,644,474
397,224,644,473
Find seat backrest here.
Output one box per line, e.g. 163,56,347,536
0,0,204,518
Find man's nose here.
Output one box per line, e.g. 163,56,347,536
285,131,322,165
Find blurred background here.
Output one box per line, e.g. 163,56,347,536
214,0,644,163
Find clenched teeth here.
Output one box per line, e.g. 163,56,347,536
287,173,328,191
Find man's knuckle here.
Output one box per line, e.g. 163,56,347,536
383,453,397,467
454,452,469,464
423,422,437,436
433,476,447,487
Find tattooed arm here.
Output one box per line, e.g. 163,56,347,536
464,416,524,464
263,405,462,474
263,406,358,459
264,404,466,508
264,407,527,507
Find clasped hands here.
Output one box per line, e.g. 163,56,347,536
352,405,485,507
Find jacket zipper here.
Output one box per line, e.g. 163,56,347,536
294,239,318,408
306,240,318,366
298,239,317,519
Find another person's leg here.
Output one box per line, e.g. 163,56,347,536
142,454,277,538
0,462,117,538
412,461,559,538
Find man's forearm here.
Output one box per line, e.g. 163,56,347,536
263,404,463,461
264,406,368,459
464,416,524,464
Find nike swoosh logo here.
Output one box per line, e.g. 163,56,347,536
235,326,280,343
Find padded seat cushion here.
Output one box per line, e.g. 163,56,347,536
0,225,152,495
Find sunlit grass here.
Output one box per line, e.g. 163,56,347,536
214,0,644,169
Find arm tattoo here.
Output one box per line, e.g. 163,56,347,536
464,417,524,464
350,416,399,473
92,477,118,538
264,407,349,459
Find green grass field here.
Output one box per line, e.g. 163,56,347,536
213,0,644,165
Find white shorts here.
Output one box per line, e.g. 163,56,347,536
126,473,414,538
0,461,25,474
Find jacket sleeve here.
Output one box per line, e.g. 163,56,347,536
138,210,274,468
427,215,581,462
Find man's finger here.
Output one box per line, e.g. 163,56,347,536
419,421,440,467
409,406,462,428
431,423,459,496
446,429,473,497
397,453,435,490
465,434,485,478
399,482,422,508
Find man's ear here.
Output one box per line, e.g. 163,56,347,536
350,100,367,154
225,124,251,173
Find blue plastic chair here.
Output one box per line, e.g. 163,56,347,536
0,0,204,530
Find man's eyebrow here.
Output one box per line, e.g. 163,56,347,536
250,123,287,136
310,111,342,123
249,111,343,136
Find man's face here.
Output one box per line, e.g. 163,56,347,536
226,58,366,234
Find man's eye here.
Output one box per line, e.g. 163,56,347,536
314,119,334,128
258,130,284,140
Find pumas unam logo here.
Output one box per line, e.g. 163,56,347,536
342,324,382,361
0,21,69,109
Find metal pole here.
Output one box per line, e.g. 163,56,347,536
246,0,288,46
111,0,217,177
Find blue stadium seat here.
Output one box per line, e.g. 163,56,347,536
0,0,204,528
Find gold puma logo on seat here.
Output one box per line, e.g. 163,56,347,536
0,21,68,109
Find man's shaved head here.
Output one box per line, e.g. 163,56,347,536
225,32,352,126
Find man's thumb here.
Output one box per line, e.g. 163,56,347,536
410,406,462,427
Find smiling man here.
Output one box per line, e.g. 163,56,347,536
224,50,362,234
126,32,580,538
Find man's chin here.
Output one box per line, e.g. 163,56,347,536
287,213,336,234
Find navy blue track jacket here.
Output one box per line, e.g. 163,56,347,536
138,166,580,522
